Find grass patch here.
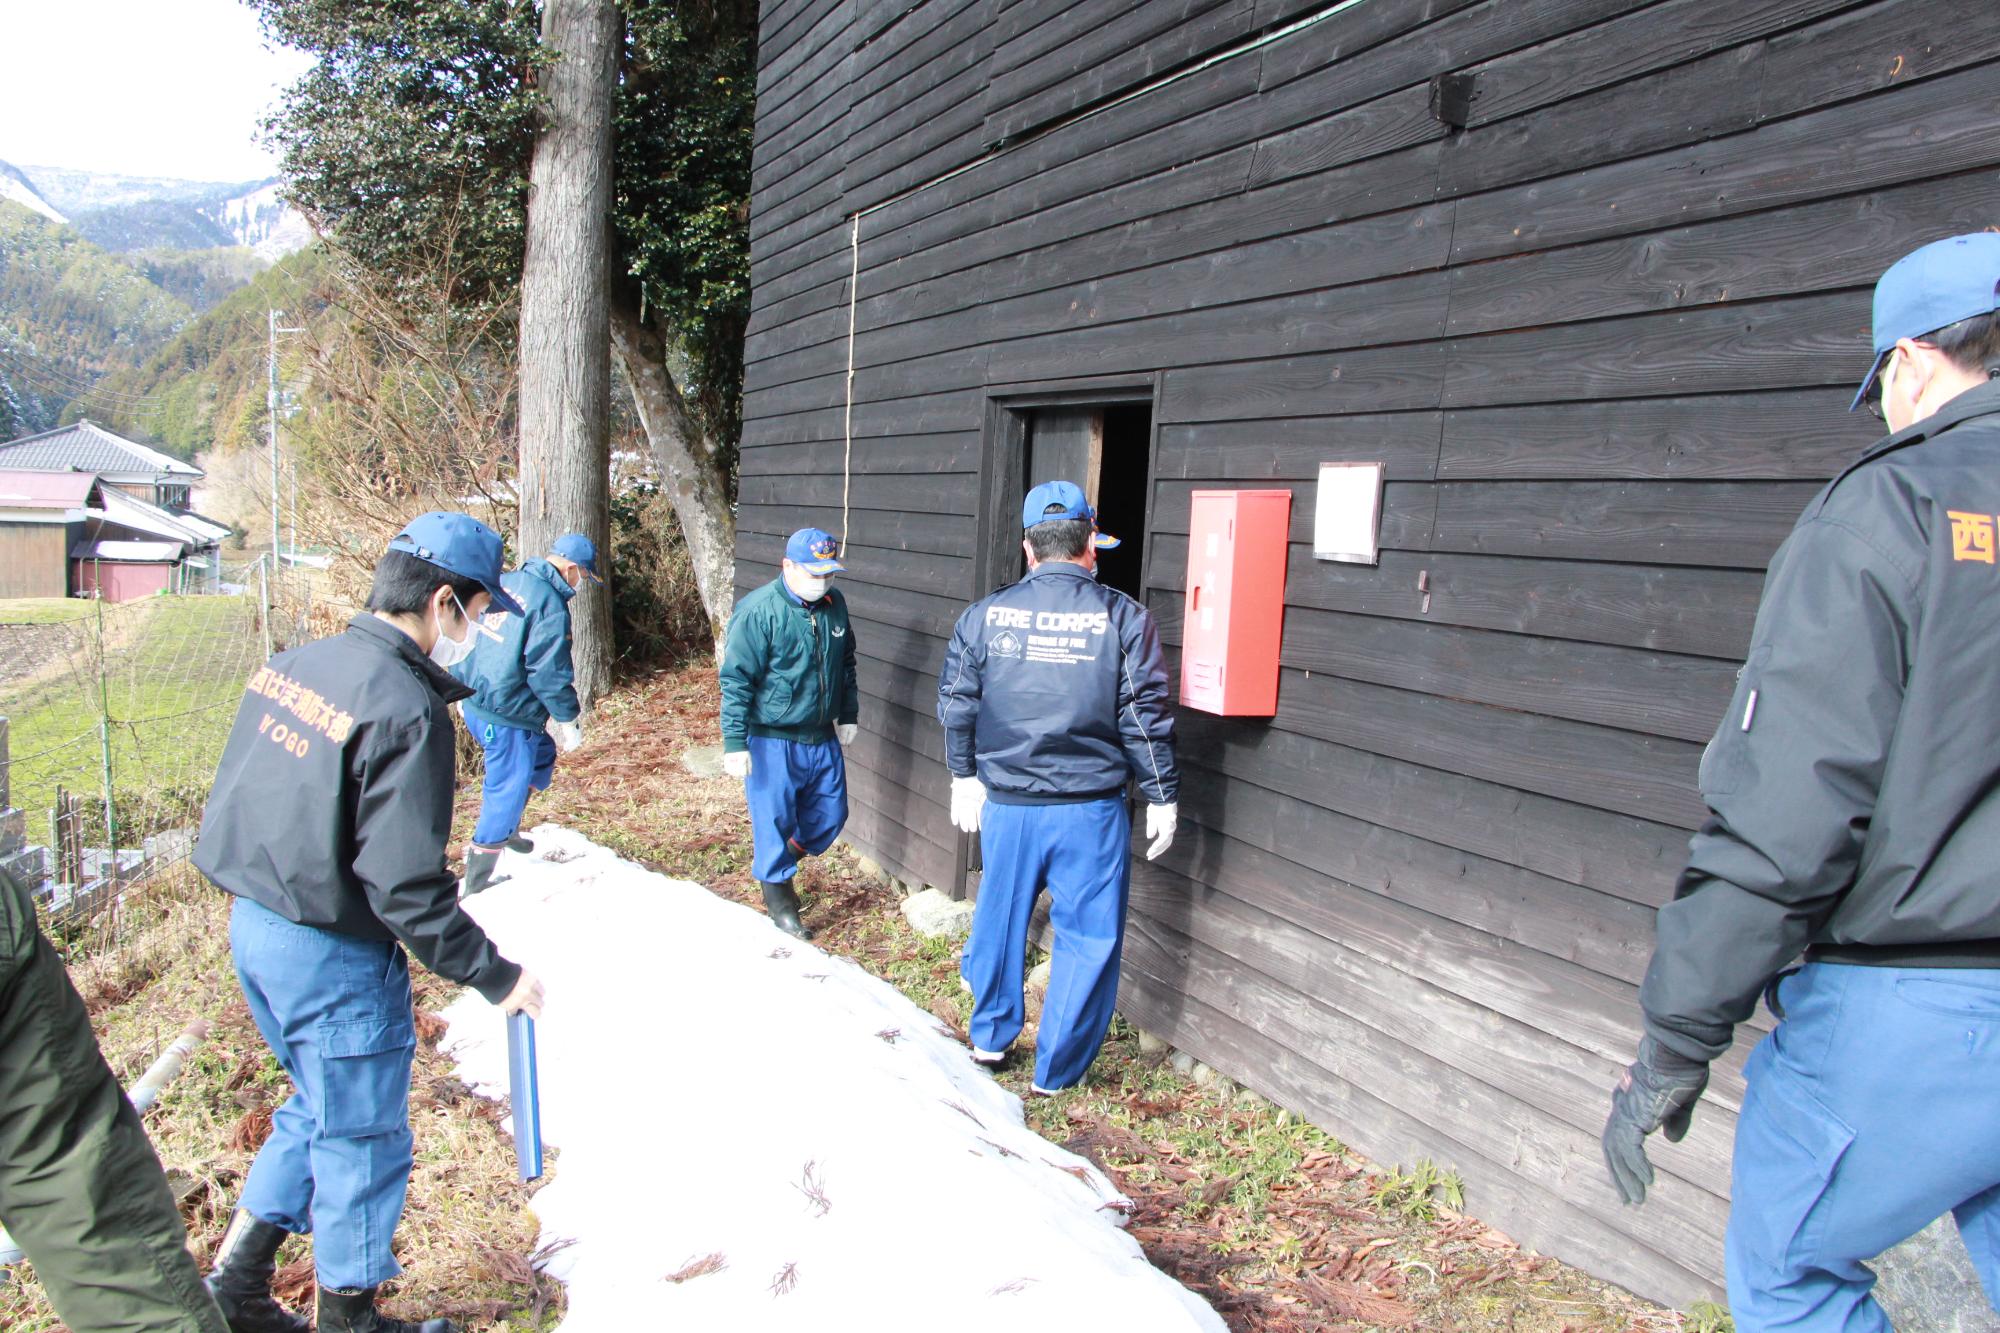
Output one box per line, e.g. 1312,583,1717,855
1,594,262,840
1,868,563,1332
0,598,100,626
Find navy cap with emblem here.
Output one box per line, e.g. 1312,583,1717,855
785,527,846,575
387,512,526,617
1022,479,1120,550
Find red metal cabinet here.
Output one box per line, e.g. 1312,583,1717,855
1179,489,1291,716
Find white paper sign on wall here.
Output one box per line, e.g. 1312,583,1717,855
1314,461,1385,565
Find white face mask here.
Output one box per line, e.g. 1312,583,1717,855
427,591,477,669
787,569,831,601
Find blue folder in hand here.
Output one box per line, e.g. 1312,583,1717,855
507,1011,543,1182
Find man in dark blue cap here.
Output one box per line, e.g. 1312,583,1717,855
455,531,604,895
719,527,859,940
194,512,545,1333
937,481,1178,1093
1604,234,2000,1331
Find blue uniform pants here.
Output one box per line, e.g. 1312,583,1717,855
230,897,417,1292
963,797,1131,1090
1725,961,2000,1330
744,735,848,883
471,717,557,847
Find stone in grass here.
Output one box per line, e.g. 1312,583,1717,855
1875,1216,2000,1333
1135,1028,1171,1056
679,745,727,779
901,887,976,939
1026,959,1052,995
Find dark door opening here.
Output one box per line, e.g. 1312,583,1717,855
1020,402,1152,599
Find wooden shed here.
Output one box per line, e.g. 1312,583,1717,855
735,0,2000,1304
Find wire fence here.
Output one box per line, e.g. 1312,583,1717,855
0,558,315,954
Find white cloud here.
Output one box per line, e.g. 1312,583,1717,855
0,0,317,182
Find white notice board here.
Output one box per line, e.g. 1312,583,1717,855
1314,461,1385,565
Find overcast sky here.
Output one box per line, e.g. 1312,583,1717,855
0,0,316,182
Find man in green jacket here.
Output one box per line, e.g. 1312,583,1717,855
719,527,859,940
0,865,228,1333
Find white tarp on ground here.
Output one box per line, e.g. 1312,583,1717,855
441,826,1225,1332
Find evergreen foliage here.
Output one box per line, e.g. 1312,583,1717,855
0,200,192,438
251,0,755,451
73,250,329,458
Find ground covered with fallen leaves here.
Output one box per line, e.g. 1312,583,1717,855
509,664,1718,1333
7,661,1725,1332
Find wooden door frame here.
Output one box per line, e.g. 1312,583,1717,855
956,373,1165,897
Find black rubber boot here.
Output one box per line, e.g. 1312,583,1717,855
504,831,535,854
316,1285,458,1333
205,1209,309,1333
461,845,508,897
760,879,812,940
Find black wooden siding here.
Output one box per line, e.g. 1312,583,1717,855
737,0,2000,1304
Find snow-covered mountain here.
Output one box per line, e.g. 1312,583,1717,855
206,181,311,260
0,161,66,225
5,165,311,259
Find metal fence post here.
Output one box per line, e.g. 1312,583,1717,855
94,596,116,882
259,556,273,660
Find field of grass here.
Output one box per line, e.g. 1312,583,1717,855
0,598,101,626
0,594,262,842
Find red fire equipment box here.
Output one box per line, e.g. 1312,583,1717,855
1179,489,1291,716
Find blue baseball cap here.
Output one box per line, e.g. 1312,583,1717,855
550,532,604,585
785,527,846,574
1023,479,1120,550
386,512,526,617
1853,233,2000,410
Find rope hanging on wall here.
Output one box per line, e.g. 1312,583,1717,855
843,214,860,547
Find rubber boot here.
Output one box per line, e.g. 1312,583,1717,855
760,879,812,941
504,832,535,854
316,1285,458,1333
205,1209,309,1333
461,845,508,897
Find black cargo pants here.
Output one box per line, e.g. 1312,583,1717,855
0,867,225,1332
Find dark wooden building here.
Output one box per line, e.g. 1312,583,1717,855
735,0,2000,1304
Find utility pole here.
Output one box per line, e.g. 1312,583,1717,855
267,310,304,566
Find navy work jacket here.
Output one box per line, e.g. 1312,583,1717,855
455,559,580,732
937,561,1177,806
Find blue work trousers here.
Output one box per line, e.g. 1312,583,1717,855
1726,961,2000,1331
964,797,1131,1090
230,897,418,1291
743,736,848,883
471,717,557,847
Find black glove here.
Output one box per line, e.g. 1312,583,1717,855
1601,1036,1708,1206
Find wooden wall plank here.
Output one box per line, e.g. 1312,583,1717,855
1429,480,1818,570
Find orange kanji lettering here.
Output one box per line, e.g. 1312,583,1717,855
327,712,355,745
1949,511,1996,564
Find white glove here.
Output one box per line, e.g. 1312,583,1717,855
837,723,858,746
950,775,986,834
555,720,584,753
1145,803,1178,861
723,749,750,780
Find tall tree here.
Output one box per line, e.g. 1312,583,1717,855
518,0,617,703
253,0,754,645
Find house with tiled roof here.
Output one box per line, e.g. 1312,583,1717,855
0,420,203,511
0,464,225,601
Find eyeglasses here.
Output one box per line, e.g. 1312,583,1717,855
1862,348,1896,421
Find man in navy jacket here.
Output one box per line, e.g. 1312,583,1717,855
937,481,1178,1092
455,533,602,895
